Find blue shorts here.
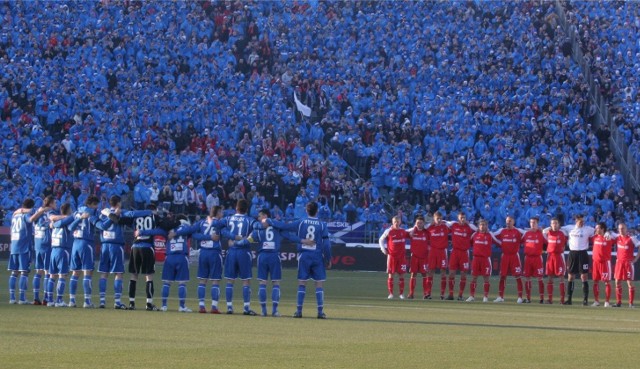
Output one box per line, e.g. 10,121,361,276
70,240,95,271
162,254,190,282
257,252,282,281
197,248,223,280
98,243,125,274
34,247,51,271
8,252,31,272
224,248,253,280
49,248,70,275
297,252,326,282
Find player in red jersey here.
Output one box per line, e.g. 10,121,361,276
406,216,429,299
522,217,547,304
543,218,568,304
379,216,410,299
446,213,476,301
611,223,639,308
493,216,525,303
466,219,501,303
591,222,614,307
425,211,450,300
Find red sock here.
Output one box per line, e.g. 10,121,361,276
387,277,394,295
459,277,467,297
604,282,611,302
593,282,600,302
559,281,566,303
547,280,554,303
616,284,623,304
538,279,544,300
426,277,433,295
409,277,416,296
399,277,405,295
525,280,531,300
499,277,506,298
422,277,428,296
470,281,477,297
448,276,455,297
483,282,490,297
630,286,635,305
440,276,447,297
516,277,523,298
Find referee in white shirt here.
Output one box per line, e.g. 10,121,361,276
560,214,596,306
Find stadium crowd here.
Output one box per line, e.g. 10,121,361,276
0,0,638,242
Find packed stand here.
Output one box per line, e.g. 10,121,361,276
0,1,635,237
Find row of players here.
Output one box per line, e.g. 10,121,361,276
9,196,332,318
379,212,639,307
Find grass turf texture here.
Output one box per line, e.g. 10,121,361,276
1,262,638,369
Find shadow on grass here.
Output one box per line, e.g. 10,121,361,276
318,316,638,335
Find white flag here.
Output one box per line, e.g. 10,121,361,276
294,92,311,117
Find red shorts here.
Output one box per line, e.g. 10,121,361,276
428,248,448,271
592,260,612,281
448,249,470,272
387,254,407,274
523,255,544,278
614,260,635,281
471,256,492,277
545,253,565,277
500,253,522,277
409,255,428,274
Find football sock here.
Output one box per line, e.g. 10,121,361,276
99,277,107,304
567,281,574,301
593,282,600,302
387,277,393,295
538,279,544,300
259,284,267,315
440,276,446,296
616,284,622,304
483,281,490,297
448,276,455,297
128,280,137,302
470,281,476,297
9,275,16,301
178,284,186,308
409,277,416,296
272,285,280,314
604,282,611,302
47,277,56,303
630,286,635,305
459,276,467,297
582,281,589,301
19,274,28,302
198,283,206,307
516,277,523,298
114,279,123,304
316,287,324,314
499,277,506,298
33,273,42,301
226,282,233,307
211,285,220,308
146,281,154,303
44,274,50,302
559,281,566,303
398,277,405,295
83,276,92,304
296,285,306,313
426,276,433,295
69,275,78,303
242,285,251,311
162,283,170,308
57,278,66,303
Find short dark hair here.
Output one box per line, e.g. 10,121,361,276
415,215,425,222
210,205,222,218
86,195,100,206
597,222,607,232
259,208,271,217
109,195,121,207
60,203,71,215
306,201,318,217
43,195,55,207
236,199,249,214
22,198,35,209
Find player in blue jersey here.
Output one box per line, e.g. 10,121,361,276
8,198,47,304
30,196,56,305
248,208,305,317
188,205,226,314
139,214,193,312
222,199,258,315
122,204,174,311
47,203,75,307
266,201,332,319
68,195,100,308
94,195,129,309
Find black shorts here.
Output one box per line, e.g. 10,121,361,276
129,247,155,275
567,250,590,275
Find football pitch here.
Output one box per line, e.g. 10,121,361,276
1,263,638,369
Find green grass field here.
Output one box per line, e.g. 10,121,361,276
1,262,638,369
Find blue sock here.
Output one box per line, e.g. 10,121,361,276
9,275,17,301
242,285,251,311
316,287,324,314
225,283,233,308
44,274,50,302
114,279,123,303
198,283,206,307
211,285,220,309
83,276,92,304
47,278,56,303
272,285,280,314
162,283,170,308
178,285,186,308
258,284,267,315
69,275,78,302
57,278,66,303
99,278,107,304
33,273,42,301
19,275,28,301
297,285,306,313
